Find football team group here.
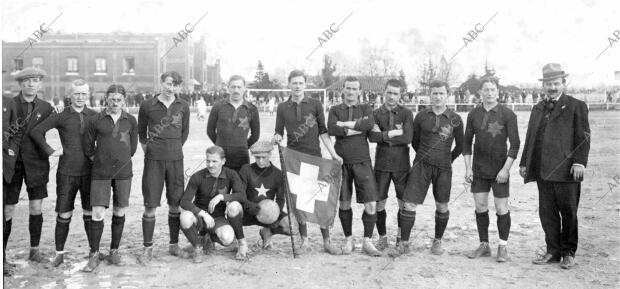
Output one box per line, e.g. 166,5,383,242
2,63,589,276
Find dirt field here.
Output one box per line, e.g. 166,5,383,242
3,110,619,289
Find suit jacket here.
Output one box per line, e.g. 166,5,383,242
3,96,20,182
13,93,54,187
519,93,590,183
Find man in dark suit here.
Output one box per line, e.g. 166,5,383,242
3,95,20,276
519,63,590,269
4,67,55,264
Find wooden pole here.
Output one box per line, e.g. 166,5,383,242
277,145,297,258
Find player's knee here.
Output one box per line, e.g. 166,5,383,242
397,200,404,210
340,200,352,210
112,206,126,217
364,202,376,214
216,225,235,246
28,200,42,214
474,199,489,212
179,211,196,229
92,207,105,221
59,211,73,219
226,201,243,218
4,205,16,219
495,199,509,215
403,202,417,211
436,202,449,213
83,210,92,216
144,207,157,217
376,200,387,212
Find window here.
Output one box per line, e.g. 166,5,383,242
67,57,78,73
32,57,43,69
13,58,23,72
123,57,135,74
95,58,107,73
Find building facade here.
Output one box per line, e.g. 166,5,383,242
2,32,216,102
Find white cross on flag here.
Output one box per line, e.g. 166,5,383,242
281,147,342,228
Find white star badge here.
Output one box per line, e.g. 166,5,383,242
255,184,269,197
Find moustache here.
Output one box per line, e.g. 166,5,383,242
547,89,559,94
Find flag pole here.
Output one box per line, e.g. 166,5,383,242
277,144,298,258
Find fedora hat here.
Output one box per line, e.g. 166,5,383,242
538,63,569,81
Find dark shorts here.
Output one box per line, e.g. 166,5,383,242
142,159,184,208
4,160,48,205
242,211,287,227
471,177,509,198
404,161,452,204
222,146,249,172
340,161,379,203
375,170,408,201
56,172,92,213
90,178,132,208
195,214,229,246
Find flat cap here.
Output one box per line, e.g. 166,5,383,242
249,140,274,154
15,67,46,82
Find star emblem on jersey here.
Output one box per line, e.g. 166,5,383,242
287,162,330,214
119,130,131,147
238,116,250,130
438,125,453,141
487,121,504,137
171,112,183,127
255,184,269,198
304,114,317,128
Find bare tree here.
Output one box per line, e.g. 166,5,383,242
320,54,338,88
437,55,454,84
418,56,437,95
358,43,400,77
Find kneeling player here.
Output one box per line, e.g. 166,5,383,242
180,146,247,263
238,140,291,250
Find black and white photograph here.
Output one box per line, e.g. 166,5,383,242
1,0,619,288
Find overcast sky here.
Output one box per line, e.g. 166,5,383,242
2,0,619,88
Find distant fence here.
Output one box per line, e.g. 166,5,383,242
107,102,620,115
402,103,620,112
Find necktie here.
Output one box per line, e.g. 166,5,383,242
432,114,441,133
79,112,85,134
232,105,238,123
27,102,33,116
481,112,489,130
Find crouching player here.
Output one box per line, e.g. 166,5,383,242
179,146,247,263
238,140,291,250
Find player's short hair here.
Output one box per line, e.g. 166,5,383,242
288,70,307,83
70,79,89,94
160,71,183,85
206,145,226,159
479,76,499,90
228,75,246,86
343,76,361,89
106,84,126,98
385,79,403,90
429,80,450,93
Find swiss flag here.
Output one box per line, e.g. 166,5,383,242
280,146,342,228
